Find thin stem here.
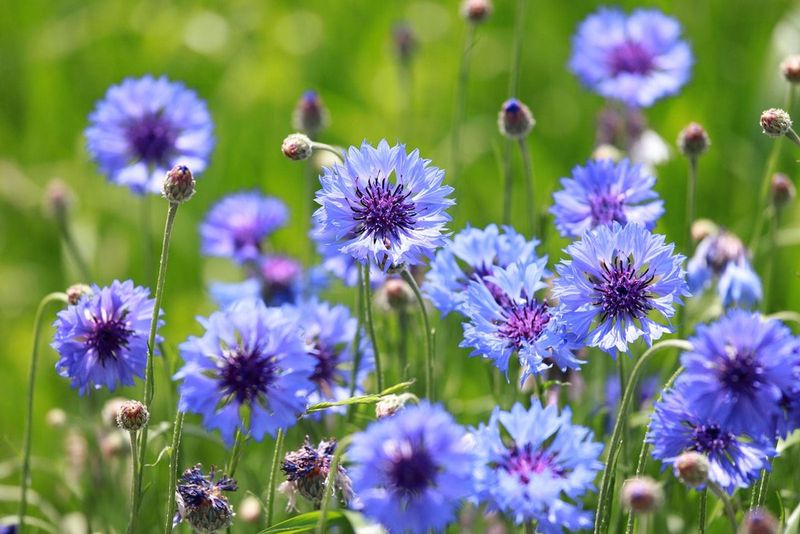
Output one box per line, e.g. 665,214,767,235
310,141,345,161
502,140,514,226
685,156,698,253
397,309,410,379
508,0,527,97
698,488,708,534
264,428,285,528
19,292,67,533
56,215,92,282
401,268,434,401
127,432,140,534
141,197,154,283
347,268,366,421
617,357,629,476
594,340,693,534
756,457,774,507
225,428,246,478
316,436,350,534
763,207,779,312
710,482,738,532
518,137,537,237
452,23,476,188
362,263,383,392
163,411,184,534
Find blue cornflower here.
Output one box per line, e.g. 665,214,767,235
174,298,314,445
347,402,475,534
51,280,162,394
311,219,386,288
676,310,800,438
550,159,664,239
174,464,237,532
471,400,603,532
553,223,689,355
687,229,762,308
200,191,289,264
424,224,543,316
460,261,583,383
647,383,775,494
569,8,693,108
314,140,454,271
85,75,214,195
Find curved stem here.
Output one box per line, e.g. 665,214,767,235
310,142,345,161
594,339,693,534
710,482,738,532
19,292,68,533
698,488,708,534
766,310,800,324
401,268,434,400
163,411,184,534
362,263,383,392
518,137,537,237
264,428,285,528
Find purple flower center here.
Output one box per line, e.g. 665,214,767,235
471,264,511,307
87,315,133,364
126,111,176,165
309,341,343,394
501,443,565,484
608,41,655,76
592,255,655,321
350,176,417,249
387,440,437,494
691,424,733,454
589,193,627,227
498,300,551,350
718,347,764,396
218,347,277,405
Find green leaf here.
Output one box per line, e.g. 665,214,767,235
305,380,415,413
257,510,354,534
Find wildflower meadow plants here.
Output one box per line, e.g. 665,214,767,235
10,2,800,534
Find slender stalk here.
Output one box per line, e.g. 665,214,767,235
19,292,68,533
264,428,285,528
127,432,140,533
225,428,246,478
763,207,779,312
502,140,514,226
397,309,410,379
311,141,345,161
56,215,92,282
710,482,738,532
518,137,537,237
508,0,527,97
594,340,693,534
685,156,698,253
316,436,350,534
452,23,476,187
401,268,435,400
141,197,154,283
617,357,629,476
163,411,184,534
698,488,708,534
362,263,383,392
755,457,774,508
347,268,366,421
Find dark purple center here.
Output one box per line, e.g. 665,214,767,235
691,424,733,454
126,111,176,165
608,41,655,76
309,341,343,393
218,347,277,405
388,441,437,494
589,193,627,227
498,300,551,350
501,444,565,484
592,255,655,321
87,315,133,364
718,347,763,396
350,176,417,249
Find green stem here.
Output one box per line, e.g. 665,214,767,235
755,457,774,507
127,431,140,534
710,482,738,532
397,309,410,379
141,196,154,283
347,268,366,420
19,292,68,533
401,268,435,400
763,207,779,312
362,263,383,392
56,214,92,282
518,137,537,237
508,0,527,97
264,428,285,528
594,340,693,534
163,411,184,534
452,23,476,188
698,488,708,534
502,140,514,226
766,310,800,324
310,141,345,161
225,428,246,478
316,436,350,534
617,357,629,477
685,156,698,254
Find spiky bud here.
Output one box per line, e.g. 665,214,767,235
740,507,779,534
162,165,195,204
674,451,709,488
66,283,93,305
292,90,328,137
116,400,149,431
677,122,710,158
760,108,793,137
282,133,313,161
781,55,800,84
461,0,492,23
621,477,664,514
771,172,796,208
498,98,535,139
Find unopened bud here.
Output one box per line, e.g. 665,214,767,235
292,90,328,137
691,219,719,243
771,172,796,208
677,122,710,158
740,507,779,534
282,133,313,161
376,393,416,419
376,277,415,312
621,477,663,514
162,165,195,204
238,495,262,524
116,400,149,431
44,179,73,220
760,108,793,137
498,98,535,139
461,0,492,23
392,22,417,64
781,55,800,84
46,408,67,428
674,451,709,488
66,283,93,305
592,144,624,162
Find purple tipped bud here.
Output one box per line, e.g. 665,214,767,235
781,55,800,84
116,400,149,431
673,451,709,488
498,98,535,139
771,172,796,208
461,0,492,23
282,133,313,161
760,108,793,137
621,477,663,514
44,179,73,220
66,283,93,305
292,90,328,136
740,508,779,534
677,122,710,157
162,165,195,204
392,22,417,63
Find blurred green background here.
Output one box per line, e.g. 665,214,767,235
2,0,800,532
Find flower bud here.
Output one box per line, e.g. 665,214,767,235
592,144,624,162
292,90,328,137
771,172,796,208
760,108,793,137
461,0,492,23
101,397,128,428
238,495,262,524
162,165,195,204
43,179,73,220
392,22,417,64
282,133,313,161
46,408,67,428
375,276,414,312
376,393,416,419
498,98,535,139
677,122,710,158
691,219,719,243
116,400,149,431
673,451,709,488
740,507,779,534
781,54,800,84
66,283,93,305
621,476,663,514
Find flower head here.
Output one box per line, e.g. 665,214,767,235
569,8,692,107
162,164,196,204
498,98,535,139
677,122,710,158
116,400,149,431
86,75,214,195
471,400,603,531
174,299,315,445
647,382,774,494
314,140,454,271
174,464,237,533
761,108,792,137
292,90,328,136
424,224,543,316
51,280,162,394
553,223,688,355
280,436,353,508
676,310,800,438
282,133,313,161
347,402,475,534
460,260,583,383
782,55,800,84
550,159,664,238
461,0,492,23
